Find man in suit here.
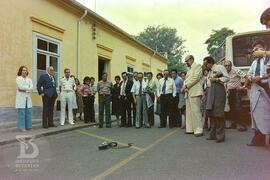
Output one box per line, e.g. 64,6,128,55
37,66,58,128
120,72,133,127
181,55,203,137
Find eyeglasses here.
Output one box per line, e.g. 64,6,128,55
185,58,191,63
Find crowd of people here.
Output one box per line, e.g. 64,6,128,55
15,7,270,146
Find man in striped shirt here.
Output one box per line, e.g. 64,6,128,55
224,60,247,131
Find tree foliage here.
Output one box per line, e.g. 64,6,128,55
205,27,235,55
135,25,187,73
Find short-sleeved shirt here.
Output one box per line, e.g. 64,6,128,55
60,77,75,91
248,57,270,84
173,76,183,93
157,77,176,97
97,80,113,95
227,68,246,90
131,80,147,95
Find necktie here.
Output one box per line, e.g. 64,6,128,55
162,79,167,94
121,81,126,95
255,59,261,76
50,75,55,87
139,81,142,95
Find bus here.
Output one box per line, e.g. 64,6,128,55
212,30,270,122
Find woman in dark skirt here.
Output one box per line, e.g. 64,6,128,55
111,76,121,121
81,76,92,123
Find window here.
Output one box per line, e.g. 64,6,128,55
232,33,270,67
127,65,134,80
33,33,60,90
143,71,148,82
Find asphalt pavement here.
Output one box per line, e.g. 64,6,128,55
0,121,270,180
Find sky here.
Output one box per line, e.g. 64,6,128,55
77,0,270,63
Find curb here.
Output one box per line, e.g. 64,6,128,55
0,123,98,146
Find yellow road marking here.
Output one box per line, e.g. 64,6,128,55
92,129,179,180
77,130,144,151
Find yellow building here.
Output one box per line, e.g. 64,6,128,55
0,0,167,122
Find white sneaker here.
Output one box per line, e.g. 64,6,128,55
69,121,75,125
60,123,64,126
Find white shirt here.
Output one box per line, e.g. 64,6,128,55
157,77,176,97
15,76,33,108
60,77,75,91
120,80,127,96
131,80,147,95
248,57,270,84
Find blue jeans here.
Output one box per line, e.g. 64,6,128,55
17,107,32,130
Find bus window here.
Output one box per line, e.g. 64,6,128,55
232,33,270,67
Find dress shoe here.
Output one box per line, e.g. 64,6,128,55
185,132,194,134
49,124,57,127
158,126,165,128
43,126,48,129
216,139,225,143
135,127,140,129
246,143,257,146
226,125,236,129
238,127,247,132
246,142,265,146
206,137,216,140
19,129,26,132
194,133,203,137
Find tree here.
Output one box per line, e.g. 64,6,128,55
135,25,186,73
205,27,235,55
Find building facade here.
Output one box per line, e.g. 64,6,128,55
0,0,167,123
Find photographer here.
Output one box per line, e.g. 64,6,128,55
205,56,229,143
246,40,270,147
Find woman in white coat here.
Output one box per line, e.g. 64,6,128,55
16,66,33,131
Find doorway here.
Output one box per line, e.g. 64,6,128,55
98,56,109,81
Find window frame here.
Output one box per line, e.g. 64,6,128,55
32,32,61,92
127,64,135,80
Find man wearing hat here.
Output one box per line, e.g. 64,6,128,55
181,55,203,137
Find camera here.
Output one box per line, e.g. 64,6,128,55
213,71,223,78
98,141,118,150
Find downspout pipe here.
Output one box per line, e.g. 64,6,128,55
149,51,156,72
77,10,87,78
